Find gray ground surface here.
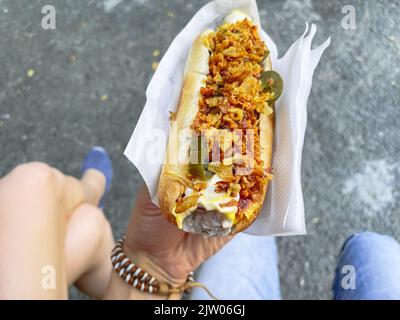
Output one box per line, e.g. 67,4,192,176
0,0,399,300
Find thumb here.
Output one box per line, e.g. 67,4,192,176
134,184,160,212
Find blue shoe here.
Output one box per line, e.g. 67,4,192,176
80,146,113,209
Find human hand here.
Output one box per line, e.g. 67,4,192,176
123,184,232,285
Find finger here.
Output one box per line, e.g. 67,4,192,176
188,233,234,262
133,183,160,213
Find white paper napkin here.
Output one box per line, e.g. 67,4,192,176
124,0,330,236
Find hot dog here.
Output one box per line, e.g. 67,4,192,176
158,10,282,236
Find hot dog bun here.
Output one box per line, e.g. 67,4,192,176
158,10,275,236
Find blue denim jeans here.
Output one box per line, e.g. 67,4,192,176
333,231,400,300
190,233,281,300
190,231,400,300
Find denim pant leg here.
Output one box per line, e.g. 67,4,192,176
333,231,400,300
190,233,281,300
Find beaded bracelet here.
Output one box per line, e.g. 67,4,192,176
110,237,196,296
